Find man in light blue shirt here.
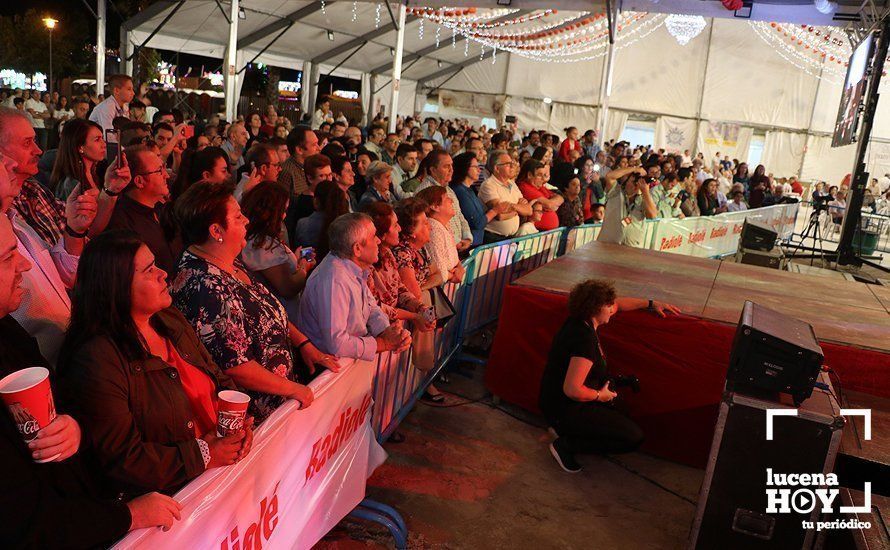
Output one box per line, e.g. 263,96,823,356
297,213,410,361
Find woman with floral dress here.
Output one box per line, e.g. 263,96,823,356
362,201,435,329
170,182,339,422
392,198,445,402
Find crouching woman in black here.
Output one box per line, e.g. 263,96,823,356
540,279,680,473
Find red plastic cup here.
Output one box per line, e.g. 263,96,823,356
217,390,250,437
0,367,58,461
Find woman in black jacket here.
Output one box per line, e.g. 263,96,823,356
60,230,252,499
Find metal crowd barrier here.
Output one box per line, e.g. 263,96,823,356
369,229,566,441
367,202,811,442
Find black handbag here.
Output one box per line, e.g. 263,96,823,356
429,285,456,328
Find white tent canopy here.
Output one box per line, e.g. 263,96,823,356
121,1,890,180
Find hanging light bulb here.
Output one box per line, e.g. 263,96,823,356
320,0,326,14
480,44,485,60
435,25,441,47
452,29,457,48
465,37,469,57
492,43,497,64
664,14,706,46
419,18,424,40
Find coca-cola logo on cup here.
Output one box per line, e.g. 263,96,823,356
9,402,41,441
218,409,246,437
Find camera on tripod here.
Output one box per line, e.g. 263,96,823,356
812,194,833,212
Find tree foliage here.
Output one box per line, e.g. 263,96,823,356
0,9,92,77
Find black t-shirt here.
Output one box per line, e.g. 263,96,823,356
0,315,51,378
539,317,608,416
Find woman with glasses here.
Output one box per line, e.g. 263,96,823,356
449,152,508,247
518,159,563,231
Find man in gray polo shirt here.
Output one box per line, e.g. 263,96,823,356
597,166,657,248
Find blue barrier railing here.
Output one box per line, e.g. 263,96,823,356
368,202,804,443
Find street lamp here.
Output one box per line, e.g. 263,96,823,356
43,17,58,96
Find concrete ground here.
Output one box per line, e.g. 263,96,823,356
317,365,705,550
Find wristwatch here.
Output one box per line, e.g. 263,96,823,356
102,185,122,197
64,225,88,239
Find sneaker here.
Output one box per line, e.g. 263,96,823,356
549,439,582,473
420,390,445,404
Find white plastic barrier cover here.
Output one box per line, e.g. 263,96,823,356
650,203,799,257
113,359,386,550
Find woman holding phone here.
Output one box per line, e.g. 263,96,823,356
240,182,315,323
50,119,106,200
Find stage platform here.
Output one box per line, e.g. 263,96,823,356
484,242,890,468
513,242,890,353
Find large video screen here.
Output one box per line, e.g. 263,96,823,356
832,32,875,147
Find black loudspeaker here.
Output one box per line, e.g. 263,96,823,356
689,376,844,549
740,220,779,252
726,301,824,405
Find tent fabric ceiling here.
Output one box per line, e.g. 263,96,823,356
127,1,593,82
126,1,890,178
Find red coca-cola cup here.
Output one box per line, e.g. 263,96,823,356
0,367,58,462
217,390,250,437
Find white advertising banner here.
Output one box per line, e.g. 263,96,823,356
651,203,800,258
114,359,387,550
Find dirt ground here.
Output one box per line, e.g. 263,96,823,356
316,368,705,550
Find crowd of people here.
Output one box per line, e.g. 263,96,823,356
4,73,884,547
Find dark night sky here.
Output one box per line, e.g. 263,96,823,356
2,1,347,85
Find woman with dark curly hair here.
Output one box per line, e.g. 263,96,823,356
540,279,680,473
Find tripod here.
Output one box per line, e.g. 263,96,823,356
787,205,831,267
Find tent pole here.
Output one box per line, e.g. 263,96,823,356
119,28,132,76
306,63,320,122
388,2,407,133
301,61,312,119
96,0,106,94
799,59,825,178
598,40,616,143
692,19,714,157
224,0,239,121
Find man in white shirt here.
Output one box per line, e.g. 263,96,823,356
24,91,50,150
311,98,333,130
89,74,135,158
597,166,657,248
478,150,532,242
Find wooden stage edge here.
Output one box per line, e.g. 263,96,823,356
512,242,890,354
